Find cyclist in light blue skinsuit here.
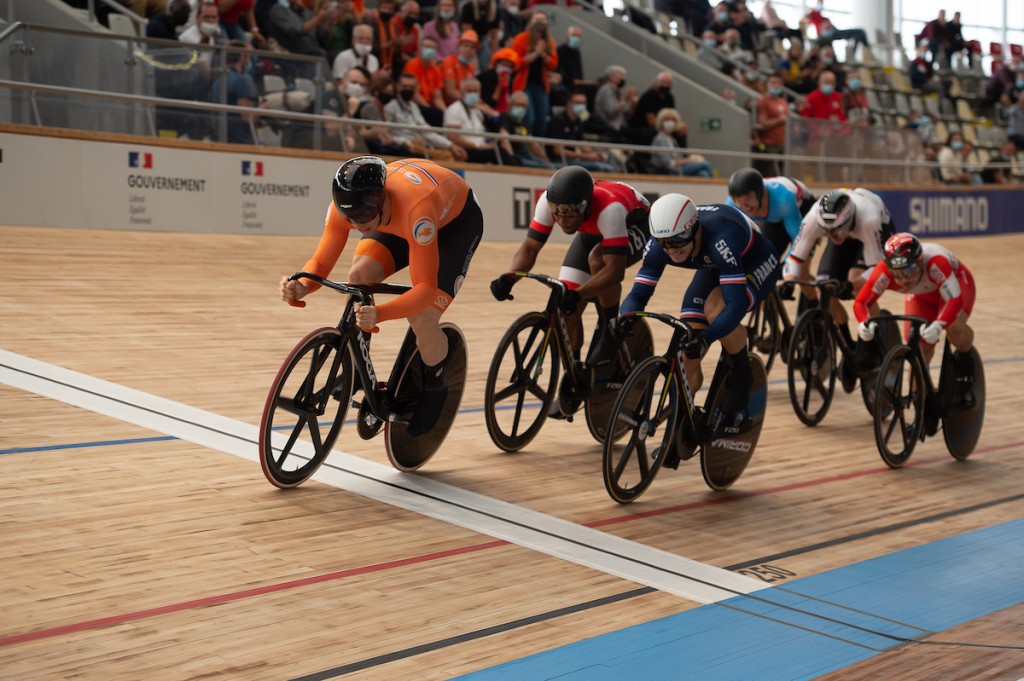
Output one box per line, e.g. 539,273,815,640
726,168,816,261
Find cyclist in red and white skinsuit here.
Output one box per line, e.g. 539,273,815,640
489,166,650,361
853,233,977,383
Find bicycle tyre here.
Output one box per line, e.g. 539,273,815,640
602,355,677,504
873,344,925,468
483,312,560,452
586,318,654,444
787,309,837,427
259,327,353,488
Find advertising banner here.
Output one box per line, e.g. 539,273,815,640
874,187,1021,238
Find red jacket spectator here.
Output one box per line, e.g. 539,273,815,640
800,86,846,121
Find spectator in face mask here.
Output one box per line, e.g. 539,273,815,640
422,0,460,59
627,70,675,144
333,23,379,85
703,2,733,39
649,108,714,177
840,69,872,125
445,76,517,164
556,25,590,93
697,30,726,72
496,90,557,168
442,30,480,105
391,0,422,73
937,132,973,184
385,71,469,160
499,0,526,48
754,73,790,176
800,70,845,122
180,1,225,60
478,47,519,119
402,33,446,126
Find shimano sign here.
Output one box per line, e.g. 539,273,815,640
908,196,988,234
875,188,1023,238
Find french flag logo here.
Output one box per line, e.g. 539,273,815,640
241,160,264,176
128,151,153,168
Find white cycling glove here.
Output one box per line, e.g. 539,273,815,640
858,321,876,342
921,320,944,345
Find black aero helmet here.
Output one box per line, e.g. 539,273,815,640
727,167,765,201
545,166,594,214
816,189,856,232
332,156,387,224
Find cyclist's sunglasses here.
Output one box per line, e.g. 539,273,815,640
338,191,383,224
655,234,694,249
549,201,586,219
888,257,918,275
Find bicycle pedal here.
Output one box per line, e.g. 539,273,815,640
356,401,384,440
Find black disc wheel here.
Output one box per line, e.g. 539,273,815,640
873,345,925,468
484,312,560,452
259,328,353,488
786,309,836,426
602,356,678,504
942,347,985,461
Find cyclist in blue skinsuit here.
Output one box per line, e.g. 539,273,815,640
726,168,816,262
621,193,781,433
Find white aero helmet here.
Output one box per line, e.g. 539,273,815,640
649,193,700,247
816,189,856,233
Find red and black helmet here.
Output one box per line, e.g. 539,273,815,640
884,232,923,271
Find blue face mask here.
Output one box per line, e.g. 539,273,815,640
572,103,587,116
919,115,932,126
464,92,480,106
820,84,834,95
510,105,527,119
278,0,289,7
421,47,436,61
704,39,718,48
440,10,455,19
951,140,964,151
458,53,473,65
568,36,581,49
716,11,728,21
849,78,861,89
768,87,784,96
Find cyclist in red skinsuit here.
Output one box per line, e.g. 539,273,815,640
853,233,977,384
279,156,483,436
489,166,649,357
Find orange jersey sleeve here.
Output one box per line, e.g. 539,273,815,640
299,201,353,294
374,159,470,323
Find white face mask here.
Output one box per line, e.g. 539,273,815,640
662,119,677,132
345,83,365,98
199,22,221,37
353,43,373,56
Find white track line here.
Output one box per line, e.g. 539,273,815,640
0,349,767,603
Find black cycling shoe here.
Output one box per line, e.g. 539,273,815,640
717,408,752,436
407,381,448,437
838,356,858,393
588,329,618,367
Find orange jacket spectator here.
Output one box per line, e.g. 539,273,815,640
404,55,445,107
511,27,557,93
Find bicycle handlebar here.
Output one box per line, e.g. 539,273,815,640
288,271,413,307
785,278,842,289
621,311,698,340
865,314,929,328
506,271,569,293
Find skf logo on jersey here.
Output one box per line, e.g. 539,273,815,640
435,293,452,309
403,171,423,184
413,218,436,245
241,160,264,176
715,239,737,266
128,151,153,168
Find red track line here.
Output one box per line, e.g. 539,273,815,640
2,440,1021,648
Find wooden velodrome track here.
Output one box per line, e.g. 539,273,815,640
2,223,1023,680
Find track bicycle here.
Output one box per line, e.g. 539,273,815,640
602,312,768,504
786,278,899,426
484,272,653,452
259,272,467,487
867,314,985,468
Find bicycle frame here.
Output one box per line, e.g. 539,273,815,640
288,271,416,423
623,311,705,445
507,272,589,398
866,314,941,397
